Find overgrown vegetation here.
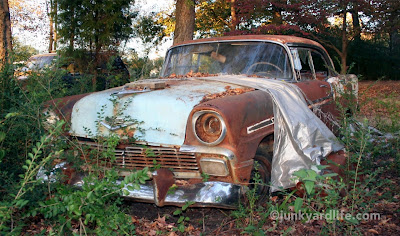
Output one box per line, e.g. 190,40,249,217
1,54,399,234
0,58,151,234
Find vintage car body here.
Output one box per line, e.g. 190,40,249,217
44,35,357,208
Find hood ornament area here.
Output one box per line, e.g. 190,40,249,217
112,81,167,98
100,118,135,131
112,87,152,98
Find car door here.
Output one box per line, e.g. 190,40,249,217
291,47,340,132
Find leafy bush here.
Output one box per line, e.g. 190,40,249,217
0,60,150,234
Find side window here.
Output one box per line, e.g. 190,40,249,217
291,48,332,81
291,48,314,80
311,51,329,81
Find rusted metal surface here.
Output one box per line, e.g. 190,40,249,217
45,93,93,122
294,80,340,130
153,169,175,207
193,75,344,191
321,150,347,178
184,90,275,184
78,139,201,178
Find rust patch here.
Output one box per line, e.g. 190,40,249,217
321,150,347,178
44,92,93,122
153,169,175,207
200,86,255,103
175,179,190,186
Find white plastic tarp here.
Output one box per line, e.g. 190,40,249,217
199,75,344,192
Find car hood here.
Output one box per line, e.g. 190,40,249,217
70,78,245,146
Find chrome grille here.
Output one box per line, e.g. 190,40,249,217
78,141,199,173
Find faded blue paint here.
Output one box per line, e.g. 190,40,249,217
70,78,243,145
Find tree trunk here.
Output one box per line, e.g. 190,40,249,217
351,2,361,41
49,14,54,52
340,10,348,75
93,8,102,91
69,4,75,50
69,32,74,50
230,0,237,31
173,0,195,45
0,0,12,68
53,0,58,51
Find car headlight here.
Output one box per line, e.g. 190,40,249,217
200,158,229,176
43,109,60,130
192,110,226,145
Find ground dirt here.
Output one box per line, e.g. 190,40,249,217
124,80,400,235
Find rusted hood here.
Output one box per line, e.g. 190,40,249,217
70,77,246,145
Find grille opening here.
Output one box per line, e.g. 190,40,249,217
77,140,200,173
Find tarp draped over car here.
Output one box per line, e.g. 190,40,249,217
199,75,344,192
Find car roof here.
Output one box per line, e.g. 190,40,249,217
30,53,57,58
172,35,325,51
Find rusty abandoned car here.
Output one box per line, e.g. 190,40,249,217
41,35,357,208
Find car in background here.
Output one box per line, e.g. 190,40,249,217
16,53,57,80
17,51,130,91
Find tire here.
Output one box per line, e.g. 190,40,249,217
249,153,272,202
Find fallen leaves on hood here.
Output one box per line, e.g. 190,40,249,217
200,87,255,103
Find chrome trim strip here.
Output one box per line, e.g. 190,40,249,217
311,93,333,105
247,117,274,134
100,121,135,131
111,87,151,98
179,145,236,160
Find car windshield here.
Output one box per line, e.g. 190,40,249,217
161,41,293,80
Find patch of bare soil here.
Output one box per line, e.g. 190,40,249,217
125,201,232,235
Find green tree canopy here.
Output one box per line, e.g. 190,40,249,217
57,0,137,89
57,0,137,52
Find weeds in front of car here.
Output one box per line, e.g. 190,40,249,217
36,97,149,234
172,201,195,233
0,60,150,234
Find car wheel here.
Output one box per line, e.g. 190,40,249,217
249,153,272,202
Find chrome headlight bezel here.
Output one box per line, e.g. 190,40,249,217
192,110,226,146
42,108,60,130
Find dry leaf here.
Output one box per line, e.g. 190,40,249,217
368,229,379,234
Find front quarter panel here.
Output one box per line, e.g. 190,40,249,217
184,90,275,184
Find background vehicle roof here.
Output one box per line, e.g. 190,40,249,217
173,35,325,50
30,53,57,58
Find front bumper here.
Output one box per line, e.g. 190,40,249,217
68,169,242,209
120,180,241,208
